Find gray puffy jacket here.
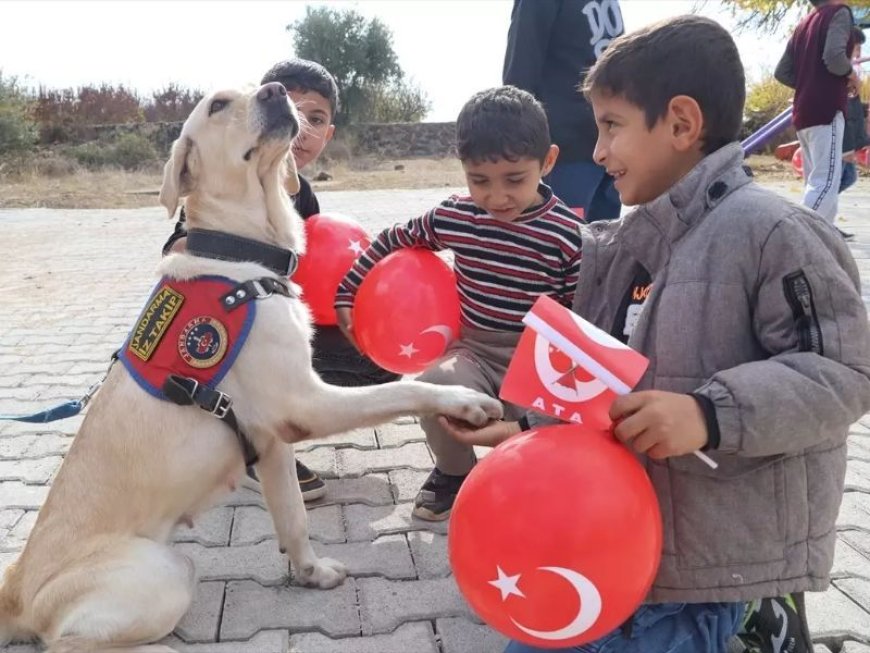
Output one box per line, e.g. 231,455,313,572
568,143,870,602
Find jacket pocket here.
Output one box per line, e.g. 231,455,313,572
665,455,787,569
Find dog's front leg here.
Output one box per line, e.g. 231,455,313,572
254,441,347,589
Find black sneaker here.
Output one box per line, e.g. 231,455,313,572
295,460,326,501
412,468,468,521
244,460,326,502
837,227,855,241
734,593,811,653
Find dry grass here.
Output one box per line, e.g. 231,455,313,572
0,152,804,210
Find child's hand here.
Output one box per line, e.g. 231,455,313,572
609,391,708,460
335,307,360,350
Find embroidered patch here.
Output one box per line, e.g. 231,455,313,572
128,285,185,361
178,316,229,369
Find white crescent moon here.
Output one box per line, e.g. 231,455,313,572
511,566,603,641
420,324,454,346
533,334,607,403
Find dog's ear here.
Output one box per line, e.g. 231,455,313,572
283,150,300,196
159,137,196,217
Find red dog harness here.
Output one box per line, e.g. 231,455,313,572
119,274,293,465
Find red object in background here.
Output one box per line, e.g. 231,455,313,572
792,147,804,178
353,248,460,374
294,213,371,325
856,147,870,169
449,424,662,649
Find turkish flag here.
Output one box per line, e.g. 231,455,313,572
500,296,648,429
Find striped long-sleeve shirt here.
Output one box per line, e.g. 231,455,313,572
335,185,584,332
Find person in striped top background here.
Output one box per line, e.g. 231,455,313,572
335,85,586,521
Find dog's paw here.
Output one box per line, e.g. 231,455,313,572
436,387,504,426
296,556,347,589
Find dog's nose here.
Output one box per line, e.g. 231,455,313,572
257,82,287,103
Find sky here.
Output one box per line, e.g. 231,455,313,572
0,0,792,123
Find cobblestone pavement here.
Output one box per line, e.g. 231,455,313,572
1,180,869,653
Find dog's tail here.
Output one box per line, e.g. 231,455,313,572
0,560,32,645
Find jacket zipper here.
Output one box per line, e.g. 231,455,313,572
783,271,823,355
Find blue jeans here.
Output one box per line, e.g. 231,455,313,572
544,161,621,222
504,602,745,653
839,161,858,194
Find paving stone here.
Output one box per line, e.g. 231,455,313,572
388,467,430,503
4,641,41,653
0,433,72,459
0,550,19,576
833,577,870,626
0,481,49,509
345,501,448,542
220,578,360,640
845,459,870,492
219,485,266,507
1,509,36,551
841,643,870,653
438,616,508,653
177,541,289,585
313,534,415,579
165,630,290,652
849,435,870,461
321,473,393,506
174,580,225,643
408,530,451,579
838,491,870,532
806,583,870,641
0,508,24,530
0,456,62,484
231,504,345,546
358,576,474,635
338,442,433,477
297,427,377,451
841,529,870,560
813,646,833,653
295,447,339,479
173,506,233,547
375,421,425,447
290,621,438,653
832,537,870,580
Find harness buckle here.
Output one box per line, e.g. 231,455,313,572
251,279,273,299
211,391,233,419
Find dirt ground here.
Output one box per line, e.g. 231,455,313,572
0,154,825,210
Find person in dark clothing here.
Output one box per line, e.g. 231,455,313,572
503,0,623,221
775,0,858,235
161,59,399,501
839,28,868,201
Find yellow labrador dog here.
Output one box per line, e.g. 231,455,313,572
0,83,502,653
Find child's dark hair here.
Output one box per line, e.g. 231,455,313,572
583,15,745,155
456,86,551,163
261,59,340,118
854,27,867,45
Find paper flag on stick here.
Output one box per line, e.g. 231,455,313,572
501,296,718,469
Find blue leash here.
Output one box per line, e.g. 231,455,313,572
0,360,113,423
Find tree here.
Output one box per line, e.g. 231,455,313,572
287,6,431,124
719,0,870,32
0,72,36,155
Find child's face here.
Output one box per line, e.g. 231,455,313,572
289,89,335,170
590,92,703,207
462,146,558,222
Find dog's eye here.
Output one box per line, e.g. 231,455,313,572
208,98,229,116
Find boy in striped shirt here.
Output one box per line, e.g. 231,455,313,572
334,85,586,521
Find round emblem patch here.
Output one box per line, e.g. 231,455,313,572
178,316,228,369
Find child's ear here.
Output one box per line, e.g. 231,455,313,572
325,123,336,144
542,144,560,176
667,95,704,152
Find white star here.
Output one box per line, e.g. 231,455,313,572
348,239,365,256
488,565,526,602
399,343,419,358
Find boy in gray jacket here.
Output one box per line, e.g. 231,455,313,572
443,15,870,653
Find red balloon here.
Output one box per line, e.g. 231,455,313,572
294,213,371,325
353,248,460,375
856,146,869,169
792,147,804,178
449,425,662,648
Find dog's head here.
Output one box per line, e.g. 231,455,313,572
159,83,304,250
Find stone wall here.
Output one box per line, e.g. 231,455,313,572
69,120,457,160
